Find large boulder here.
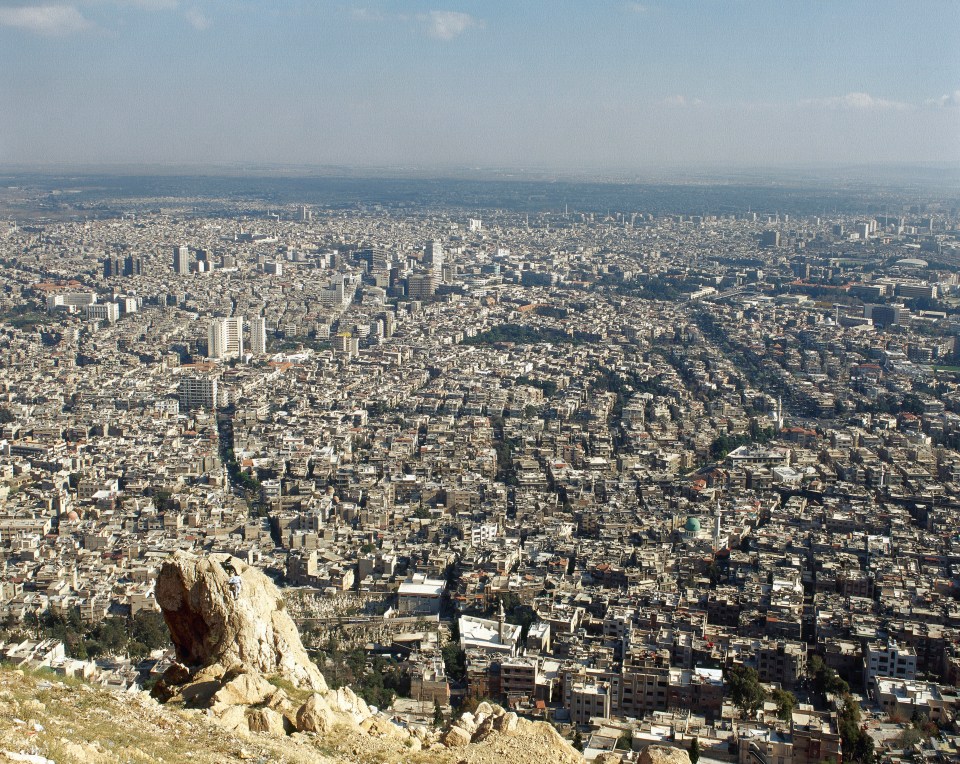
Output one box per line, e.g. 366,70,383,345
296,693,336,734
442,725,472,748
210,670,276,708
328,686,370,724
210,704,249,735
155,551,325,690
494,711,519,735
595,755,623,764
639,745,693,764
247,707,288,736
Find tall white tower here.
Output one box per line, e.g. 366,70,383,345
208,317,244,359
424,240,443,271
250,317,267,356
713,499,722,551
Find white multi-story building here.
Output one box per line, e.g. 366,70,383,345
85,303,120,323
470,523,498,546
249,317,267,356
172,244,190,274
865,639,917,686
424,239,443,270
208,316,244,360
47,292,97,312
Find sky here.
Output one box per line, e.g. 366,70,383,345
0,0,958,172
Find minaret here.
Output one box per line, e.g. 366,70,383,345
713,499,722,552
497,598,506,642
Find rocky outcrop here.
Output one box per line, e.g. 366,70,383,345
593,754,622,764
210,670,276,709
295,693,336,734
155,551,325,691
638,745,693,764
442,725,472,748
149,552,584,764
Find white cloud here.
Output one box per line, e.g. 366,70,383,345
0,4,92,34
351,7,388,23
184,6,207,29
809,92,910,111
664,95,702,107
924,90,960,109
422,10,481,40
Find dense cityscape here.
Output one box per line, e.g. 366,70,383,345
1,173,960,763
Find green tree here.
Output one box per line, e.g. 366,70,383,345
433,699,445,728
131,610,169,652
772,688,797,721
616,730,634,750
726,665,766,719
573,730,584,752
838,694,874,764
442,643,466,682
346,647,367,683
690,736,701,764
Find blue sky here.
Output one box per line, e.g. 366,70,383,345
0,0,958,170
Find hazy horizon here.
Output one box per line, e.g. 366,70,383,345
2,1,958,171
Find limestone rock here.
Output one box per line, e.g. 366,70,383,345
149,679,174,703
161,662,191,685
155,551,326,690
363,715,406,740
328,686,370,724
247,707,287,736
192,663,227,683
266,687,293,712
595,754,623,764
296,693,336,734
494,711,519,735
442,725,472,748
210,704,248,736
210,670,275,708
456,711,477,734
471,716,495,742
638,744,692,764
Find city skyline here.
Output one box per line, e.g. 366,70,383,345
1,0,958,171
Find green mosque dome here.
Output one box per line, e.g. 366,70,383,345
684,516,701,533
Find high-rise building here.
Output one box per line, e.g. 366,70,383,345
208,316,244,359
334,333,359,358
424,240,443,270
123,254,143,277
179,374,218,411
760,230,780,249
103,255,122,278
408,271,438,300
249,317,267,356
173,245,191,274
